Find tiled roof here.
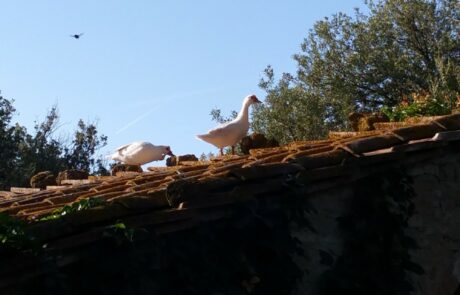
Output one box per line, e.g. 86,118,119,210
1,114,460,248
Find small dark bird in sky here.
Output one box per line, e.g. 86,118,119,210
70,33,84,39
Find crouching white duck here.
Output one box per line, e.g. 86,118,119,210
108,141,174,165
196,94,261,155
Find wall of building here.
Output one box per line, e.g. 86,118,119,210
408,151,460,295
294,148,460,295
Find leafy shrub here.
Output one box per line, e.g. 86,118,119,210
381,91,457,121
0,213,36,251
38,197,106,221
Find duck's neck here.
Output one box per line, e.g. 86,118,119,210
236,100,251,122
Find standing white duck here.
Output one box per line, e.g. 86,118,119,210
108,141,174,165
196,94,261,155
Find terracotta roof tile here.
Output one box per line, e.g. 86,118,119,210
283,145,335,160
432,113,460,130
373,122,418,130
287,139,333,149
404,115,444,124
432,130,460,141
207,159,247,174
17,192,63,205
2,200,55,215
391,139,447,153
297,165,347,182
0,191,18,200
45,193,83,205
328,130,383,139
355,149,404,165
60,179,95,185
245,151,291,167
342,134,403,154
54,183,100,194
175,164,211,173
231,163,304,181
289,149,350,169
124,180,164,192
391,123,444,141
0,113,459,248
9,187,41,194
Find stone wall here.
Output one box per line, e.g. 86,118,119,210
294,150,460,295
295,186,354,294
407,151,460,295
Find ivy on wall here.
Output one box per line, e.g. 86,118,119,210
1,174,312,295
24,202,307,295
0,213,37,252
317,168,423,295
0,168,424,294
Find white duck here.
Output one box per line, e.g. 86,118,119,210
196,94,261,155
109,141,173,165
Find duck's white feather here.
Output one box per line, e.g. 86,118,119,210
114,143,132,152
197,120,248,148
109,141,169,165
196,94,260,150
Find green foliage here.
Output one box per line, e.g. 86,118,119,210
210,108,238,124
93,175,309,294
102,221,141,245
64,119,108,173
199,151,216,161
0,94,109,189
381,97,451,121
16,173,311,294
17,106,67,184
251,0,459,143
152,208,304,295
318,168,422,295
381,92,457,121
0,96,28,188
253,69,329,144
38,197,106,221
0,213,36,251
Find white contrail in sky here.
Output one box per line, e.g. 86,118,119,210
114,88,224,135
115,106,159,135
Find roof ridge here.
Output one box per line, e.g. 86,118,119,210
1,113,458,224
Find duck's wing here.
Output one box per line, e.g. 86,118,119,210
108,143,131,161
206,120,237,136
115,143,133,152
114,142,146,156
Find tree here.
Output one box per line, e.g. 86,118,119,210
0,95,109,189
0,95,27,188
63,119,108,173
252,0,459,143
253,69,329,144
209,109,238,124
17,106,67,184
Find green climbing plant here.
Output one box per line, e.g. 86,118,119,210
38,197,106,221
318,168,422,295
0,213,37,251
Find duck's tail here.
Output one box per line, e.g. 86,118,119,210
196,134,207,141
106,152,119,162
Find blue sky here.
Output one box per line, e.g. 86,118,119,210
0,0,367,166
